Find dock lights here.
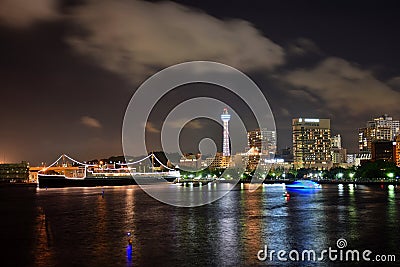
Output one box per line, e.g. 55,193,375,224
127,232,133,245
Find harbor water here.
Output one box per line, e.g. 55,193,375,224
0,183,399,266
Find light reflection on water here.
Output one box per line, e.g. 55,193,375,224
0,184,399,266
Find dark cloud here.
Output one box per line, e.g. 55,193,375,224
67,0,285,82
0,0,399,162
387,76,400,90
0,0,59,28
287,38,322,57
282,57,400,115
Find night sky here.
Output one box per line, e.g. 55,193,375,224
1,0,400,165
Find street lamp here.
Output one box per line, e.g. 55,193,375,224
387,172,394,179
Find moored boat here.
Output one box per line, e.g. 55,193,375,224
38,154,180,188
286,180,321,189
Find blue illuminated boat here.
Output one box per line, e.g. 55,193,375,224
286,180,321,189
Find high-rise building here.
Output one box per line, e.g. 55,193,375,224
331,134,347,164
346,154,355,164
371,141,395,162
247,128,276,159
0,162,29,182
292,118,331,168
396,135,400,167
331,148,347,164
206,152,231,170
265,130,277,158
372,114,400,139
332,134,342,149
358,114,398,152
221,108,231,157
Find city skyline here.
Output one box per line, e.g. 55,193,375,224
6,113,399,168
1,0,400,164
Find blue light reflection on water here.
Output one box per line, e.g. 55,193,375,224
126,244,132,263
285,187,322,194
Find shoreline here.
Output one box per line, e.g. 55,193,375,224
1,180,399,188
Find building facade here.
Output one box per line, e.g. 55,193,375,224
292,118,331,169
206,153,231,170
0,162,29,182
332,134,342,149
179,154,202,170
371,141,395,162
396,135,400,167
331,148,347,164
247,128,276,159
331,134,347,164
372,114,400,139
359,114,399,152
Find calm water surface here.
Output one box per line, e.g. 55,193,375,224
0,184,399,266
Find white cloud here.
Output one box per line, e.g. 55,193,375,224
0,0,59,28
280,107,291,117
145,122,160,133
67,0,285,82
81,116,102,128
283,57,400,115
167,119,203,130
146,119,203,134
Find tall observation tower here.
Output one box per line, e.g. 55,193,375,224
221,108,231,156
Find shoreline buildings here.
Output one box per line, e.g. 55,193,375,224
396,134,400,167
331,134,347,165
292,118,332,169
0,162,30,183
246,128,277,171
358,114,399,163
359,114,399,152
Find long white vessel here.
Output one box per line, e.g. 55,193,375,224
38,154,180,188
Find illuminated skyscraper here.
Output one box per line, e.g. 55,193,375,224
292,118,331,168
221,108,231,156
396,135,400,167
332,134,342,149
358,114,397,152
247,128,276,159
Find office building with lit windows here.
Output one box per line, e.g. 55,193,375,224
331,134,347,164
245,128,277,171
247,128,276,159
358,114,398,152
372,114,400,139
395,135,400,167
0,162,29,182
292,118,331,169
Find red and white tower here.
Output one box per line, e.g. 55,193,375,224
221,108,231,156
